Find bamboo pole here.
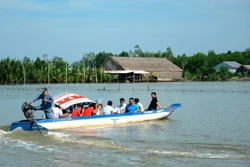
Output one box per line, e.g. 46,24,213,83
48,60,50,88
95,66,98,83
133,73,135,91
65,63,68,92
22,64,26,91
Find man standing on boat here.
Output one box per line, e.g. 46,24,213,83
147,92,161,110
30,87,54,119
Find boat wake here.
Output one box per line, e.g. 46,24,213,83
45,131,250,160
0,129,8,135
0,125,10,132
1,129,250,160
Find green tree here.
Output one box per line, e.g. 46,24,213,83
180,53,188,70
95,52,113,68
143,51,155,57
0,57,22,83
218,66,232,80
165,47,174,62
134,45,144,57
118,51,129,57
33,57,47,83
22,56,34,83
207,50,219,67
83,52,96,68
51,56,67,83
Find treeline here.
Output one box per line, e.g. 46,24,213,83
0,54,114,84
173,49,250,81
1,45,250,84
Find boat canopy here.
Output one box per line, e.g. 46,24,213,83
54,93,94,109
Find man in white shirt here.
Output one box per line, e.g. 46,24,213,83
102,100,115,115
50,104,69,119
115,98,126,114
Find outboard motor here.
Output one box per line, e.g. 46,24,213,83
21,102,34,120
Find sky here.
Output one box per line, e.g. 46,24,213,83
1,0,250,63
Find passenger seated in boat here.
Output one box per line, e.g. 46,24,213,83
114,98,126,114
51,104,70,119
93,103,103,116
102,100,115,115
134,98,144,112
147,92,161,110
125,97,139,114
63,107,73,117
82,103,97,116
71,104,83,117
62,109,71,118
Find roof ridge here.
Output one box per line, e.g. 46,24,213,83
107,56,182,72
111,57,126,70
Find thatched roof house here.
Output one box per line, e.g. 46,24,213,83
102,57,183,82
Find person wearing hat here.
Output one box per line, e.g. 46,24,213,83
30,87,54,119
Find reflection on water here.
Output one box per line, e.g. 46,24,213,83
1,82,250,166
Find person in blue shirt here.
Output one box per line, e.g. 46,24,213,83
30,87,54,119
125,97,139,114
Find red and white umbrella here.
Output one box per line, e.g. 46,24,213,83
54,93,94,109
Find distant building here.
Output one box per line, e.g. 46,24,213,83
236,65,250,76
102,57,183,82
214,61,241,73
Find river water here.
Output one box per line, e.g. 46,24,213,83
0,82,250,167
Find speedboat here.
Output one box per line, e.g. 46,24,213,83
9,93,181,132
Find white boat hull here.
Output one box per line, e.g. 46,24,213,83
39,111,173,130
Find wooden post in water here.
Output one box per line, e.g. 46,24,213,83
95,66,98,83
101,68,105,90
48,60,50,89
147,74,150,91
22,64,26,91
100,68,102,83
133,73,135,91
83,60,85,88
65,63,68,92
76,66,79,90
